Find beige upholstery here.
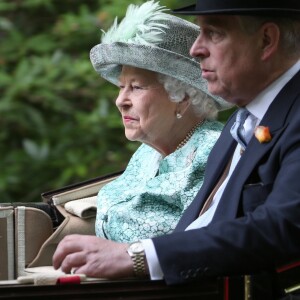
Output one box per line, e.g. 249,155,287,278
0,173,119,280
0,207,14,280
14,207,53,277
28,205,96,269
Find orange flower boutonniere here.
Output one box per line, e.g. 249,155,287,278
254,126,272,143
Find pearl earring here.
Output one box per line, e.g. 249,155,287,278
176,113,182,119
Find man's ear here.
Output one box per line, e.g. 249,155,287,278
260,22,280,61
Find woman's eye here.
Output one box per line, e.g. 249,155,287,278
132,85,143,90
118,84,145,91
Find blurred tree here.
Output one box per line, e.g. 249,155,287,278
0,0,232,203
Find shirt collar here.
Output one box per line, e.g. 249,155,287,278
246,60,300,121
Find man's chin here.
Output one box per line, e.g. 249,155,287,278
207,85,225,98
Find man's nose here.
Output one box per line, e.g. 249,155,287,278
190,35,209,60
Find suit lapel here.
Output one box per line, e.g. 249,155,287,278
212,70,300,222
176,70,300,231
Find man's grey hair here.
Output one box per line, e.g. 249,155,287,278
157,74,219,120
238,16,300,58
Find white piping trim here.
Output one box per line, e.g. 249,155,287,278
52,177,116,205
6,210,14,280
17,207,26,277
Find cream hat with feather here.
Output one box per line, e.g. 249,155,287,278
90,0,231,110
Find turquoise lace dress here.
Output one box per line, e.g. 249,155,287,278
95,120,223,243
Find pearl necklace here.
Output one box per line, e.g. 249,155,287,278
176,120,205,151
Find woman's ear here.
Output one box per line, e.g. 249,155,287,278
260,22,280,61
176,94,191,117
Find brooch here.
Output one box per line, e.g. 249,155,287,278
254,126,272,143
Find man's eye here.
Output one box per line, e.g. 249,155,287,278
208,30,223,42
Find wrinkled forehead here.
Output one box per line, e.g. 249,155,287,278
119,65,159,83
195,15,241,29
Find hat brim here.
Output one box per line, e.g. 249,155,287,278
172,3,300,16
90,42,231,110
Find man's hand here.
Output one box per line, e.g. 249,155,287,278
52,234,134,279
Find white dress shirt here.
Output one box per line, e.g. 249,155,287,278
142,60,300,280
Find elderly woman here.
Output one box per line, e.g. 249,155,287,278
90,1,230,243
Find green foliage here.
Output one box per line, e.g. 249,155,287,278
0,0,232,203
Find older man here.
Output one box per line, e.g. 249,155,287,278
53,0,300,294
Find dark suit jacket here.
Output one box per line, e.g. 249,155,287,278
153,70,300,285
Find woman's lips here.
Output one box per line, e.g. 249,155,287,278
123,116,138,123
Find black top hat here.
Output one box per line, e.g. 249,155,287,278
173,0,300,16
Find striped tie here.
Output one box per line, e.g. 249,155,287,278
230,108,250,150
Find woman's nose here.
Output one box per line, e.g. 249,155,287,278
115,89,130,108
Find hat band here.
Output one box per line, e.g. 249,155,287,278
195,0,300,12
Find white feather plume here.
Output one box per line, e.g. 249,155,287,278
101,0,172,46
